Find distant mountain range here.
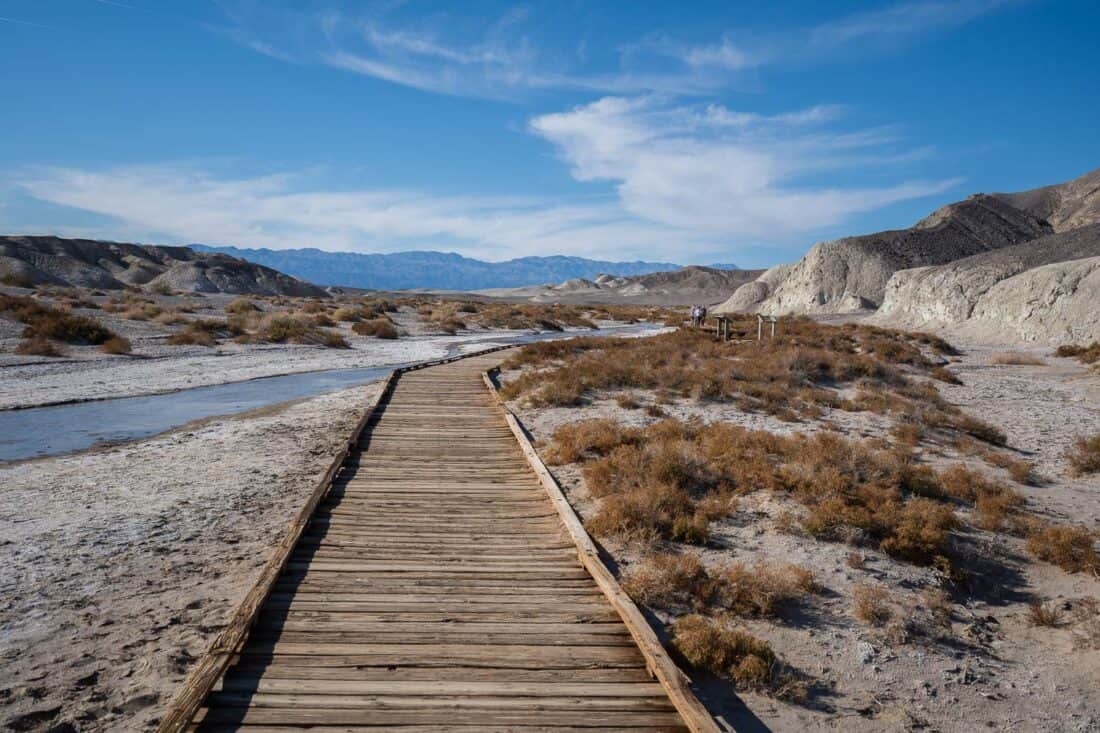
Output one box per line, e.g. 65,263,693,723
190,245,737,291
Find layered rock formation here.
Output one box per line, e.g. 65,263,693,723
719,167,1100,344
0,236,327,296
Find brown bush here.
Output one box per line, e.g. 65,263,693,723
929,366,962,385
991,351,1046,366
352,318,399,339
587,482,710,544
621,553,714,612
247,314,349,348
225,298,260,315
671,615,776,690
100,336,132,355
121,303,162,321
1027,601,1064,627
1025,523,1098,574
544,419,636,464
1055,342,1100,365
1067,433,1100,477
22,309,115,345
852,583,893,625
615,394,641,409
715,561,820,618
167,327,217,347
15,336,64,357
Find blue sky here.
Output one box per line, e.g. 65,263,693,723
1,0,1097,267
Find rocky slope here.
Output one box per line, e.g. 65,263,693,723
993,167,1100,233
0,236,326,296
719,168,1100,320
478,266,763,306
715,167,1100,343
872,223,1100,338
757,195,1051,315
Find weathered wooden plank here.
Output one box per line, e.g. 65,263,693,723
193,708,687,727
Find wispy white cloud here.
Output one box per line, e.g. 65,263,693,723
9,164,724,261
808,0,1018,49
530,96,960,237
215,0,1018,99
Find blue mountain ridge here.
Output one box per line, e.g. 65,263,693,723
190,245,738,290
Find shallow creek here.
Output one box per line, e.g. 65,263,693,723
0,324,660,462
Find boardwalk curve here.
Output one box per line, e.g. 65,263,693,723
162,350,719,732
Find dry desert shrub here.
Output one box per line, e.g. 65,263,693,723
242,314,350,348
615,394,641,409
121,302,163,321
716,562,821,618
1067,433,1100,477
15,336,64,357
153,309,188,325
672,615,777,690
852,584,893,626
167,326,218,347
1027,601,1065,627
502,324,1004,446
543,419,635,464
1024,523,1098,574
100,336,132,354
225,298,260,315
1055,342,1100,365
2,294,118,345
621,553,714,612
991,351,1047,366
929,366,962,384
352,318,399,339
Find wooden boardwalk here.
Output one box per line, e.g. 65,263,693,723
173,352,713,732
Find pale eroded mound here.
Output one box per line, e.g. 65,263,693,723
756,195,1049,315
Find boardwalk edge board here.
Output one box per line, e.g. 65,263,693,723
156,344,517,733
482,368,723,733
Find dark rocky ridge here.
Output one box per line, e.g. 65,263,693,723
0,236,327,296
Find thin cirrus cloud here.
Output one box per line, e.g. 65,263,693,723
218,0,1017,99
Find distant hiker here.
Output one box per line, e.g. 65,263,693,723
690,305,701,328
699,305,708,325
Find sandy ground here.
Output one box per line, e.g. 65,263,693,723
0,382,383,732
505,342,1100,733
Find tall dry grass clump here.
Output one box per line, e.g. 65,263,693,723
1067,433,1100,477
621,553,713,613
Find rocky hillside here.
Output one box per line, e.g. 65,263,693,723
0,236,326,296
993,167,1100,233
722,168,1099,319
758,195,1051,315
871,224,1100,342
716,167,1100,343
479,266,763,306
